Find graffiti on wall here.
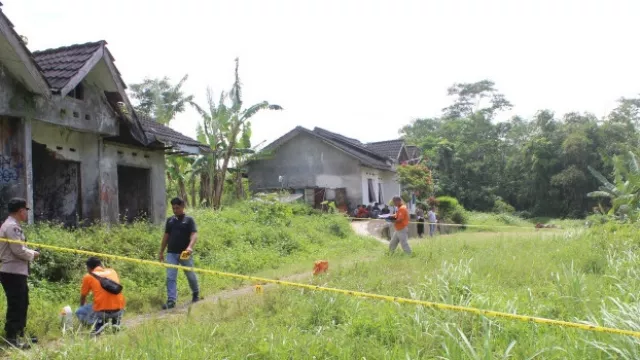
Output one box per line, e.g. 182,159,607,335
0,155,23,184
0,118,26,221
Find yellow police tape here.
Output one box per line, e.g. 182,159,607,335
347,217,556,230
2,237,637,339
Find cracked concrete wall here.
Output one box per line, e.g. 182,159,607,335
101,142,166,224
247,132,363,208
1,70,167,225
0,116,28,221
0,72,118,135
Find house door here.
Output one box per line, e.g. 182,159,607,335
32,141,81,227
313,188,326,209
117,165,151,223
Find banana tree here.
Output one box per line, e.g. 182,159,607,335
588,151,640,217
191,58,282,209
166,155,191,205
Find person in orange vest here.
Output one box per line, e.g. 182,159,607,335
389,196,411,254
75,257,125,335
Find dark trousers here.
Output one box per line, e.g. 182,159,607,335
0,272,28,339
417,219,425,236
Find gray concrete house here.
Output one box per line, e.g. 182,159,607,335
248,126,409,211
0,4,206,225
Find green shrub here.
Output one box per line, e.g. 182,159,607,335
450,207,468,225
436,196,459,217
492,198,515,214
436,196,467,225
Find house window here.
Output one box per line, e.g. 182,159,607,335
67,83,84,100
367,179,376,203
378,183,383,204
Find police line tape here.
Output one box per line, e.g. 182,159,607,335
346,217,559,230
1,237,637,339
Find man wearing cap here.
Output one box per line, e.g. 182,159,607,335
0,198,39,349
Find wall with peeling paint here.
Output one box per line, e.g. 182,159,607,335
102,142,166,224
0,116,27,221
1,71,167,225
0,71,118,136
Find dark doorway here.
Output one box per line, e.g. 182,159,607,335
313,188,326,209
117,165,151,223
32,141,81,227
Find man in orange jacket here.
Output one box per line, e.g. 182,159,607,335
389,196,411,254
75,257,125,335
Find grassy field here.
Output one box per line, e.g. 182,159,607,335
16,218,640,359
0,202,379,344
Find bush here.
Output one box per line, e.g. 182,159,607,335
436,196,467,225
492,198,515,214
436,196,459,218
450,207,468,225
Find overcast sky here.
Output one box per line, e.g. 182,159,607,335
4,0,640,146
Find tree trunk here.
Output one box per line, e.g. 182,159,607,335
178,179,188,206
200,172,210,207
235,171,244,199
213,136,237,209
190,176,196,208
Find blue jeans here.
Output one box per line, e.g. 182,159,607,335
429,223,436,237
75,304,124,326
166,252,199,303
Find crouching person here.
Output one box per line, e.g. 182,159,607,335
75,257,125,335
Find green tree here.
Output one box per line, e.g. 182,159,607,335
129,75,193,124
192,58,283,209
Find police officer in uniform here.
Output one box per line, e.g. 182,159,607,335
0,198,39,349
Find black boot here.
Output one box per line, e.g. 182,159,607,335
192,292,201,303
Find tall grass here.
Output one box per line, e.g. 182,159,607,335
24,222,640,359
0,201,378,342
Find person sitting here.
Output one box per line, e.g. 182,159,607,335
75,257,125,335
352,205,361,217
356,205,369,218
370,204,381,218
380,205,391,215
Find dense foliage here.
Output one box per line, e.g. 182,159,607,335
401,80,640,218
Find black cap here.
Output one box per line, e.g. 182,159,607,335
7,198,28,214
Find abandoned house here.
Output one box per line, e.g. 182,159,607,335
247,126,418,211
0,4,207,225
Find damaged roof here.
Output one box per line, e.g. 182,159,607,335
32,41,105,91
138,115,210,154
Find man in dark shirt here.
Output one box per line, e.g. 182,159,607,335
158,197,200,310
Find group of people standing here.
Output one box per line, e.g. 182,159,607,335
0,196,200,349
415,205,438,238
387,197,439,255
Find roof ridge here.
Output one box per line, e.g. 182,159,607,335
366,139,403,145
312,127,393,161
32,40,106,55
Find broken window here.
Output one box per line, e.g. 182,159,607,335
67,83,84,100
367,179,376,203
117,165,151,223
